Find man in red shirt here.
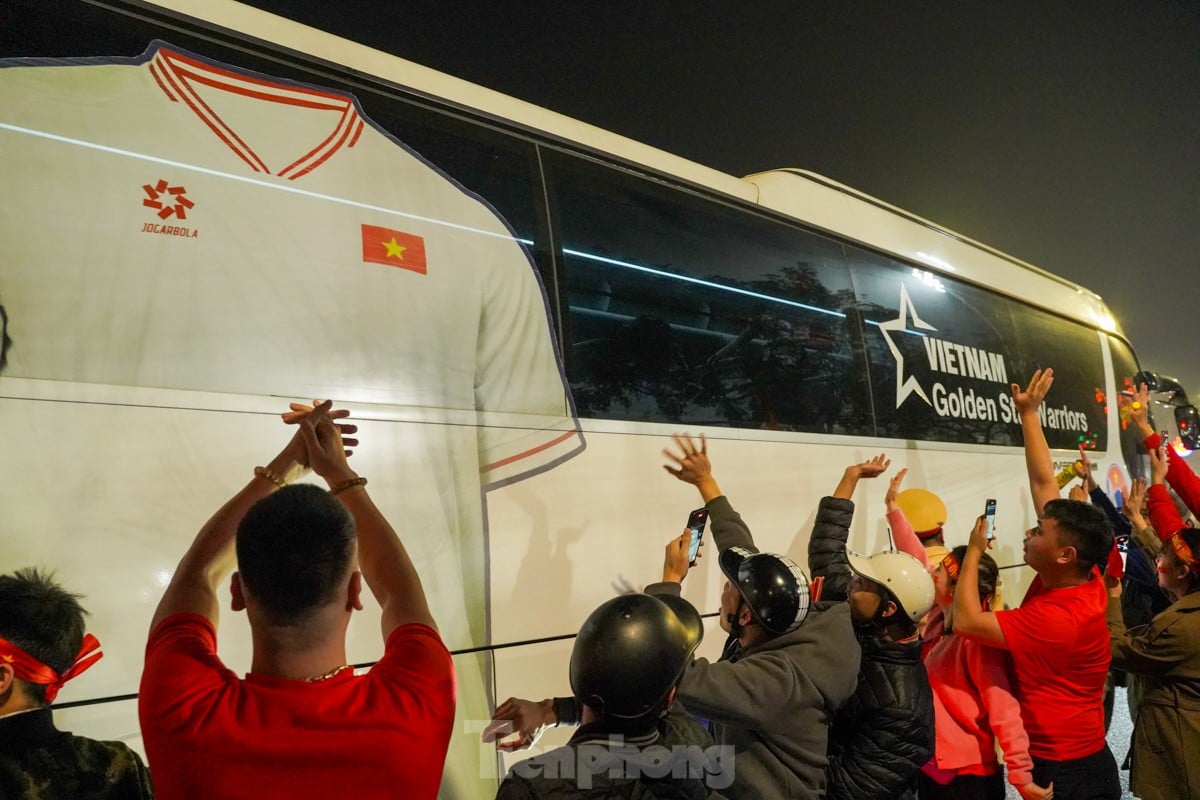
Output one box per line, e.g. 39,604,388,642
953,369,1120,800
139,402,455,799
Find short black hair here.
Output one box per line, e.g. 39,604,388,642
949,545,999,602
236,484,356,625
0,568,87,706
1044,498,1113,575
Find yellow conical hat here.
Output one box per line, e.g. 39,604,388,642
896,488,947,534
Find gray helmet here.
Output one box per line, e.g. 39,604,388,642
720,546,811,635
569,593,703,720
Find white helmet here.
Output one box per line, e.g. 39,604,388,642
846,549,935,622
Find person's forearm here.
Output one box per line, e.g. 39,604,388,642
694,475,722,504
887,508,928,568
176,476,276,586
1020,409,1058,513
1090,487,1131,538
952,548,986,633
832,468,860,500
1164,446,1200,518
336,482,434,626
1147,484,1185,541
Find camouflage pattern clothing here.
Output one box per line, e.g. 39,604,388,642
0,707,153,799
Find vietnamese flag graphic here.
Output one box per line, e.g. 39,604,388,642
361,224,427,274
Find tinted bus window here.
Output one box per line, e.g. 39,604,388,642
547,152,873,433
1007,305,1108,451
1110,336,1147,482
850,247,1105,449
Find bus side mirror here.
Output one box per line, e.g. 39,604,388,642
1176,405,1200,451
1134,370,1161,392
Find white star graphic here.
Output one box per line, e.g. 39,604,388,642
879,284,938,407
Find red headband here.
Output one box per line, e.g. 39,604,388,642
1169,532,1200,575
0,633,102,703
941,552,960,583
917,526,944,541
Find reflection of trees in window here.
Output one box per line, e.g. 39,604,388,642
567,261,871,434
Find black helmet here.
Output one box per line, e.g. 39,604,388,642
569,593,703,720
719,546,810,635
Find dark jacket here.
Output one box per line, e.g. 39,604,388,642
646,495,859,800
808,496,934,800
1108,589,1200,800
496,706,728,800
0,707,153,800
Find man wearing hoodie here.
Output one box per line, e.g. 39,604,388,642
486,434,859,800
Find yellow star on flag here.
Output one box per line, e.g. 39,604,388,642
382,237,407,259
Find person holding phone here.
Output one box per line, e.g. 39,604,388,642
919,545,1048,800
952,369,1119,800
485,435,860,800
654,434,860,799
1103,440,1200,800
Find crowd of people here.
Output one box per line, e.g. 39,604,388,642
2,370,1198,800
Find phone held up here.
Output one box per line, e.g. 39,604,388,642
686,508,708,567
984,498,997,541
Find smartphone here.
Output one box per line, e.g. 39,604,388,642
984,498,997,540
686,508,708,566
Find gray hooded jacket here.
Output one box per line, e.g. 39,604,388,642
647,495,860,800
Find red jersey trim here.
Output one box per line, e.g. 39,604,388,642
148,47,362,180
482,429,579,472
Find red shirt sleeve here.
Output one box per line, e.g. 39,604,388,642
139,613,233,734
887,508,930,569
995,596,1079,651
370,623,456,708
1147,483,1186,541
1144,432,1200,520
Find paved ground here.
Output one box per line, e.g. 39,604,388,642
1004,685,1136,799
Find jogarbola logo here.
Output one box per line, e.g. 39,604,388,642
879,284,1088,431
140,179,198,238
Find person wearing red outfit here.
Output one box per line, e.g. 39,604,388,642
139,402,455,799
951,369,1119,800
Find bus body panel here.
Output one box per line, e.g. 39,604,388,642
0,2,1145,796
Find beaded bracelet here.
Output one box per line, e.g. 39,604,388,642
330,476,368,495
253,466,287,489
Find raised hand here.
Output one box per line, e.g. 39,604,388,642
855,453,891,479
1011,369,1054,415
663,529,700,584
1129,383,1153,436
295,401,359,483
663,433,712,485
1124,477,1148,520
1148,441,1169,486
481,697,556,752
282,400,357,460
967,515,992,553
833,453,890,499
1068,484,1088,502
1074,445,1095,489
885,467,908,511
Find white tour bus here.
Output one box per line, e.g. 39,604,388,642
0,0,1172,795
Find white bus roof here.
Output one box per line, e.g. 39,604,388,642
144,0,1124,339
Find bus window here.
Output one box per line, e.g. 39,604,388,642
850,247,1106,450
849,249,1021,445
1110,336,1148,480
547,152,873,433
1006,305,1108,452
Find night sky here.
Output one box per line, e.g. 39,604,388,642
244,1,1199,398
